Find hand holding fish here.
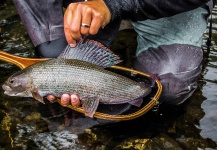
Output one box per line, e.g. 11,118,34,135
47,94,80,107
64,0,111,47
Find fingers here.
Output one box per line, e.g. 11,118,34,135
46,95,56,102
80,7,102,35
64,3,82,47
89,11,103,35
46,94,80,107
61,94,71,106
80,7,92,36
64,1,111,46
71,94,81,106
64,27,77,48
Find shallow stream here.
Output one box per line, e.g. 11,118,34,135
0,1,217,149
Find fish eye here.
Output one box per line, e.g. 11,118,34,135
9,78,15,84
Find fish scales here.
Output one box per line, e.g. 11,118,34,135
25,59,150,104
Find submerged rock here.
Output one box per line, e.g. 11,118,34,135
113,133,182,150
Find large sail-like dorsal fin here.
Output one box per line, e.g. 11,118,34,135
58,39,122,68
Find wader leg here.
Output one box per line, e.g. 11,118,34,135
132,6,210,104
133,44,203,105
13,0,67,58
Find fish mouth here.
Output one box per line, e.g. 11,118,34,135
2,84,15,96
2,84,10,91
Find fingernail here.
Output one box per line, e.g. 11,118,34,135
69,43,76,47
46,95,55,101
61,97,70,106
71,98,76,102
71,98,80,106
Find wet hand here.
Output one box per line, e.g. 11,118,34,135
47,94,80,107
64,0,111,47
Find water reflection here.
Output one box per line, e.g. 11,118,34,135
199,8,217,142
1,0,217,149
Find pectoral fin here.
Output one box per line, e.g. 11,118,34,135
32,91,45,104
82,97,100,118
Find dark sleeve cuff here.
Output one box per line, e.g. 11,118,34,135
103,0,210,21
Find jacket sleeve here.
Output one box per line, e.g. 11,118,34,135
104,0,210,21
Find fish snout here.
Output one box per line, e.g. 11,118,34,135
2,84,12,94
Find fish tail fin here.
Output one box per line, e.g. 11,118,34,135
150,74,158,88
58,39,122,68
128,74,158,107
128,99,143,107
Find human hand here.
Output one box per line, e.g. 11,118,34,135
64,0,111,47
47,94,80,107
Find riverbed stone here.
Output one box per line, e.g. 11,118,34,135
113,133,182,150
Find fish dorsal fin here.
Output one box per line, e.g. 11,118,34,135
58,39,122,68
81,96,100,118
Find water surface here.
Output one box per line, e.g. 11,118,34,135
0,1,217,149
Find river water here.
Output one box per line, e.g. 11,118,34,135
0,1,217,150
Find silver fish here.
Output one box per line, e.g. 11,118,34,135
2,40,152,118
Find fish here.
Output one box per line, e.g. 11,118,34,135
2,39,153,118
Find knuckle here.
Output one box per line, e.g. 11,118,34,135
94,12,103,19
68,3,76,9
77,3,84,9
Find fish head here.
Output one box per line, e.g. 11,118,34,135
2,71,33,97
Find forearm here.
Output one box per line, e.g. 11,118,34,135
104,0,209,21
